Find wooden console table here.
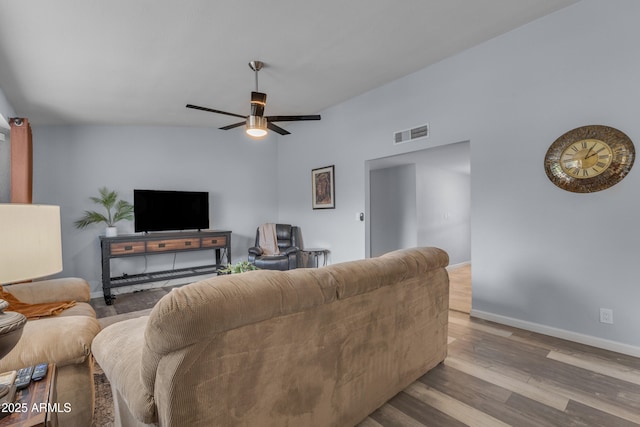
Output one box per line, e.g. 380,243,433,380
100,230,232,305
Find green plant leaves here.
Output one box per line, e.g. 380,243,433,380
219,261,259,274
74,187,134,229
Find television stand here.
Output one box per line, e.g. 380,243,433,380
99,230,232,305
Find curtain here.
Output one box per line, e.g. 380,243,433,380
10,118,32,204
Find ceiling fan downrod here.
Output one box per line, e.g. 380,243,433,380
248,60,264,92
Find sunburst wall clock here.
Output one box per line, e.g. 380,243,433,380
544,125,635,193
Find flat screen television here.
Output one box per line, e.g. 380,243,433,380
134,189,209,233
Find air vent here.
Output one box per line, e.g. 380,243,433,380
393,123,430,145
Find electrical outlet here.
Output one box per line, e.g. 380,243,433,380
599,308,613,324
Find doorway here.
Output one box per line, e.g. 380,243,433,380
366,141,471,312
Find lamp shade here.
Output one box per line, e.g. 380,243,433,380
0,204,63,285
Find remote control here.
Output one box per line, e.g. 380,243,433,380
15,366,34,390
31,363,48,381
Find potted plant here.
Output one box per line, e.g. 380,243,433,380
219,261,259,274
74,187,134,237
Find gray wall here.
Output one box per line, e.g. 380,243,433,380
0,87,15,202
277,0,640,353
370,164,416,257
0,89,14,122
415,162,470,266
32,124,279,295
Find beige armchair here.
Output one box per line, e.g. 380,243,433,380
0,277,100,427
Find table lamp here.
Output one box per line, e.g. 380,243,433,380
0,204,63,397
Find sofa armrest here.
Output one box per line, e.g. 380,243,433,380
248,246,263,256
92,316,156,424
0,315,100,372
5,277,91,304
282,246,299,256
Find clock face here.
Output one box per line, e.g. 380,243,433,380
559,138,613,179
544,125,635,193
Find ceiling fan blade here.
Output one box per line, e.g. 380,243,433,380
219,121,246,130
186,104,247,119
267,122,291,135
267,115,321,122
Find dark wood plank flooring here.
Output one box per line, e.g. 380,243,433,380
90,284,183,318
361,312,640,427
91,283,640,427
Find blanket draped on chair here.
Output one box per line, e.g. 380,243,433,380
0,286,76,319
259,223,280,255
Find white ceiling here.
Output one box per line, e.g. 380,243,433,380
0,0,578,130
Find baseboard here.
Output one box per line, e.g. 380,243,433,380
470,309,640,358
447,261,470,270
90,290,104,299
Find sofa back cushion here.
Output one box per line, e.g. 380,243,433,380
140,266,338,395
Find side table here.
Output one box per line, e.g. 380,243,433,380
301,248,329,268
0,364,58,427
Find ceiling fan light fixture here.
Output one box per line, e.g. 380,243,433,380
246,115,267,138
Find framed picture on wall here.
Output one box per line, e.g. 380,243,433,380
312,165,335,209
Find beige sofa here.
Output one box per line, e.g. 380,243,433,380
0,278,101,427
93,247,449,427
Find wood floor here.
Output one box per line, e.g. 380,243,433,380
448,263,471,314
91,270,640,427
359,311,640,426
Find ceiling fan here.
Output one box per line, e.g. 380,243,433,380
186,61,321,137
